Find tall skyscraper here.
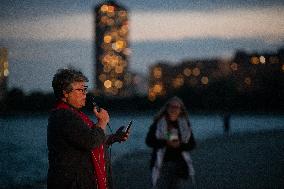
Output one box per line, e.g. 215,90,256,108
94,0,131,96
0,48,8,102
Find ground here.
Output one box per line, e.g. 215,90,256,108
112,130,284,189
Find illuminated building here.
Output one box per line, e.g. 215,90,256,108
149,48,283,104
94,1,131,96
148,59,222,100
0,48,8,102
148,62,178,101
232,49,284,93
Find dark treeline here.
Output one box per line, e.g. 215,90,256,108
0,88,56,114
177,79,284,113
0,80,283,116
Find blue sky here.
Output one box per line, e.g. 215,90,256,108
0,0,283,93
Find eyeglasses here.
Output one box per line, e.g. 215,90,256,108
73,87,88,94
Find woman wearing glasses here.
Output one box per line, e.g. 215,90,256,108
146,96,196,189
47,68,128,189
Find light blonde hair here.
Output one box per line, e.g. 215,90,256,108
153,96,189,123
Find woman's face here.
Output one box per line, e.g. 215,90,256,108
63,82,88,109
167,101,181,121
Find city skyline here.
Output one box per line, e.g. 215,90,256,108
0,0,283,93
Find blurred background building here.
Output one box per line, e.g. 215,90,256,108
0,48,9,103
0,48,9,101
94,0,133,97
148,58,231,101
231,49,284,93
148,48,284,104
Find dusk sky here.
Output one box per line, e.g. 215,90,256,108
0,0,283,93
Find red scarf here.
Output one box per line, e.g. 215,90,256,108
54,101,108,189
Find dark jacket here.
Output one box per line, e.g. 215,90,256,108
47,108,108,189
145,120,196,176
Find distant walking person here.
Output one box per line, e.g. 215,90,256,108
47,68,129,189
223,113,231,135
146,96,196,189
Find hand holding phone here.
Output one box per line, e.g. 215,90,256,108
113,121,132,143
124,120,133,133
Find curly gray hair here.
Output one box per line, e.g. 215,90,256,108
52,68,88,100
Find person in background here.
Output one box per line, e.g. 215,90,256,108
223,113,231,135
47,68,129,189
146,96,196,189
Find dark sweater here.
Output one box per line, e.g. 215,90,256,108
163,120,184,162
145,119,196,170
47,108,107,189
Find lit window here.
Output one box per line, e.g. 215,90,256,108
230,63,238,71
148,89,156,101
153,67,162,78
201,76,209,85
153,84,163,93
102,54,111,64
115,66,123,74
250,57,259,65
110,58,118,67
192,68,200,76
3,69,9,77
183,68,191,77
114,80,123,89
104,35,112,43
100,5,108,12
112,41,124,52
104,80,112,88
116,40,125,49
259,56,266,64
108,6,114,13
172,75,184,88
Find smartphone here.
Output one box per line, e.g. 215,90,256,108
124,120,133,133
